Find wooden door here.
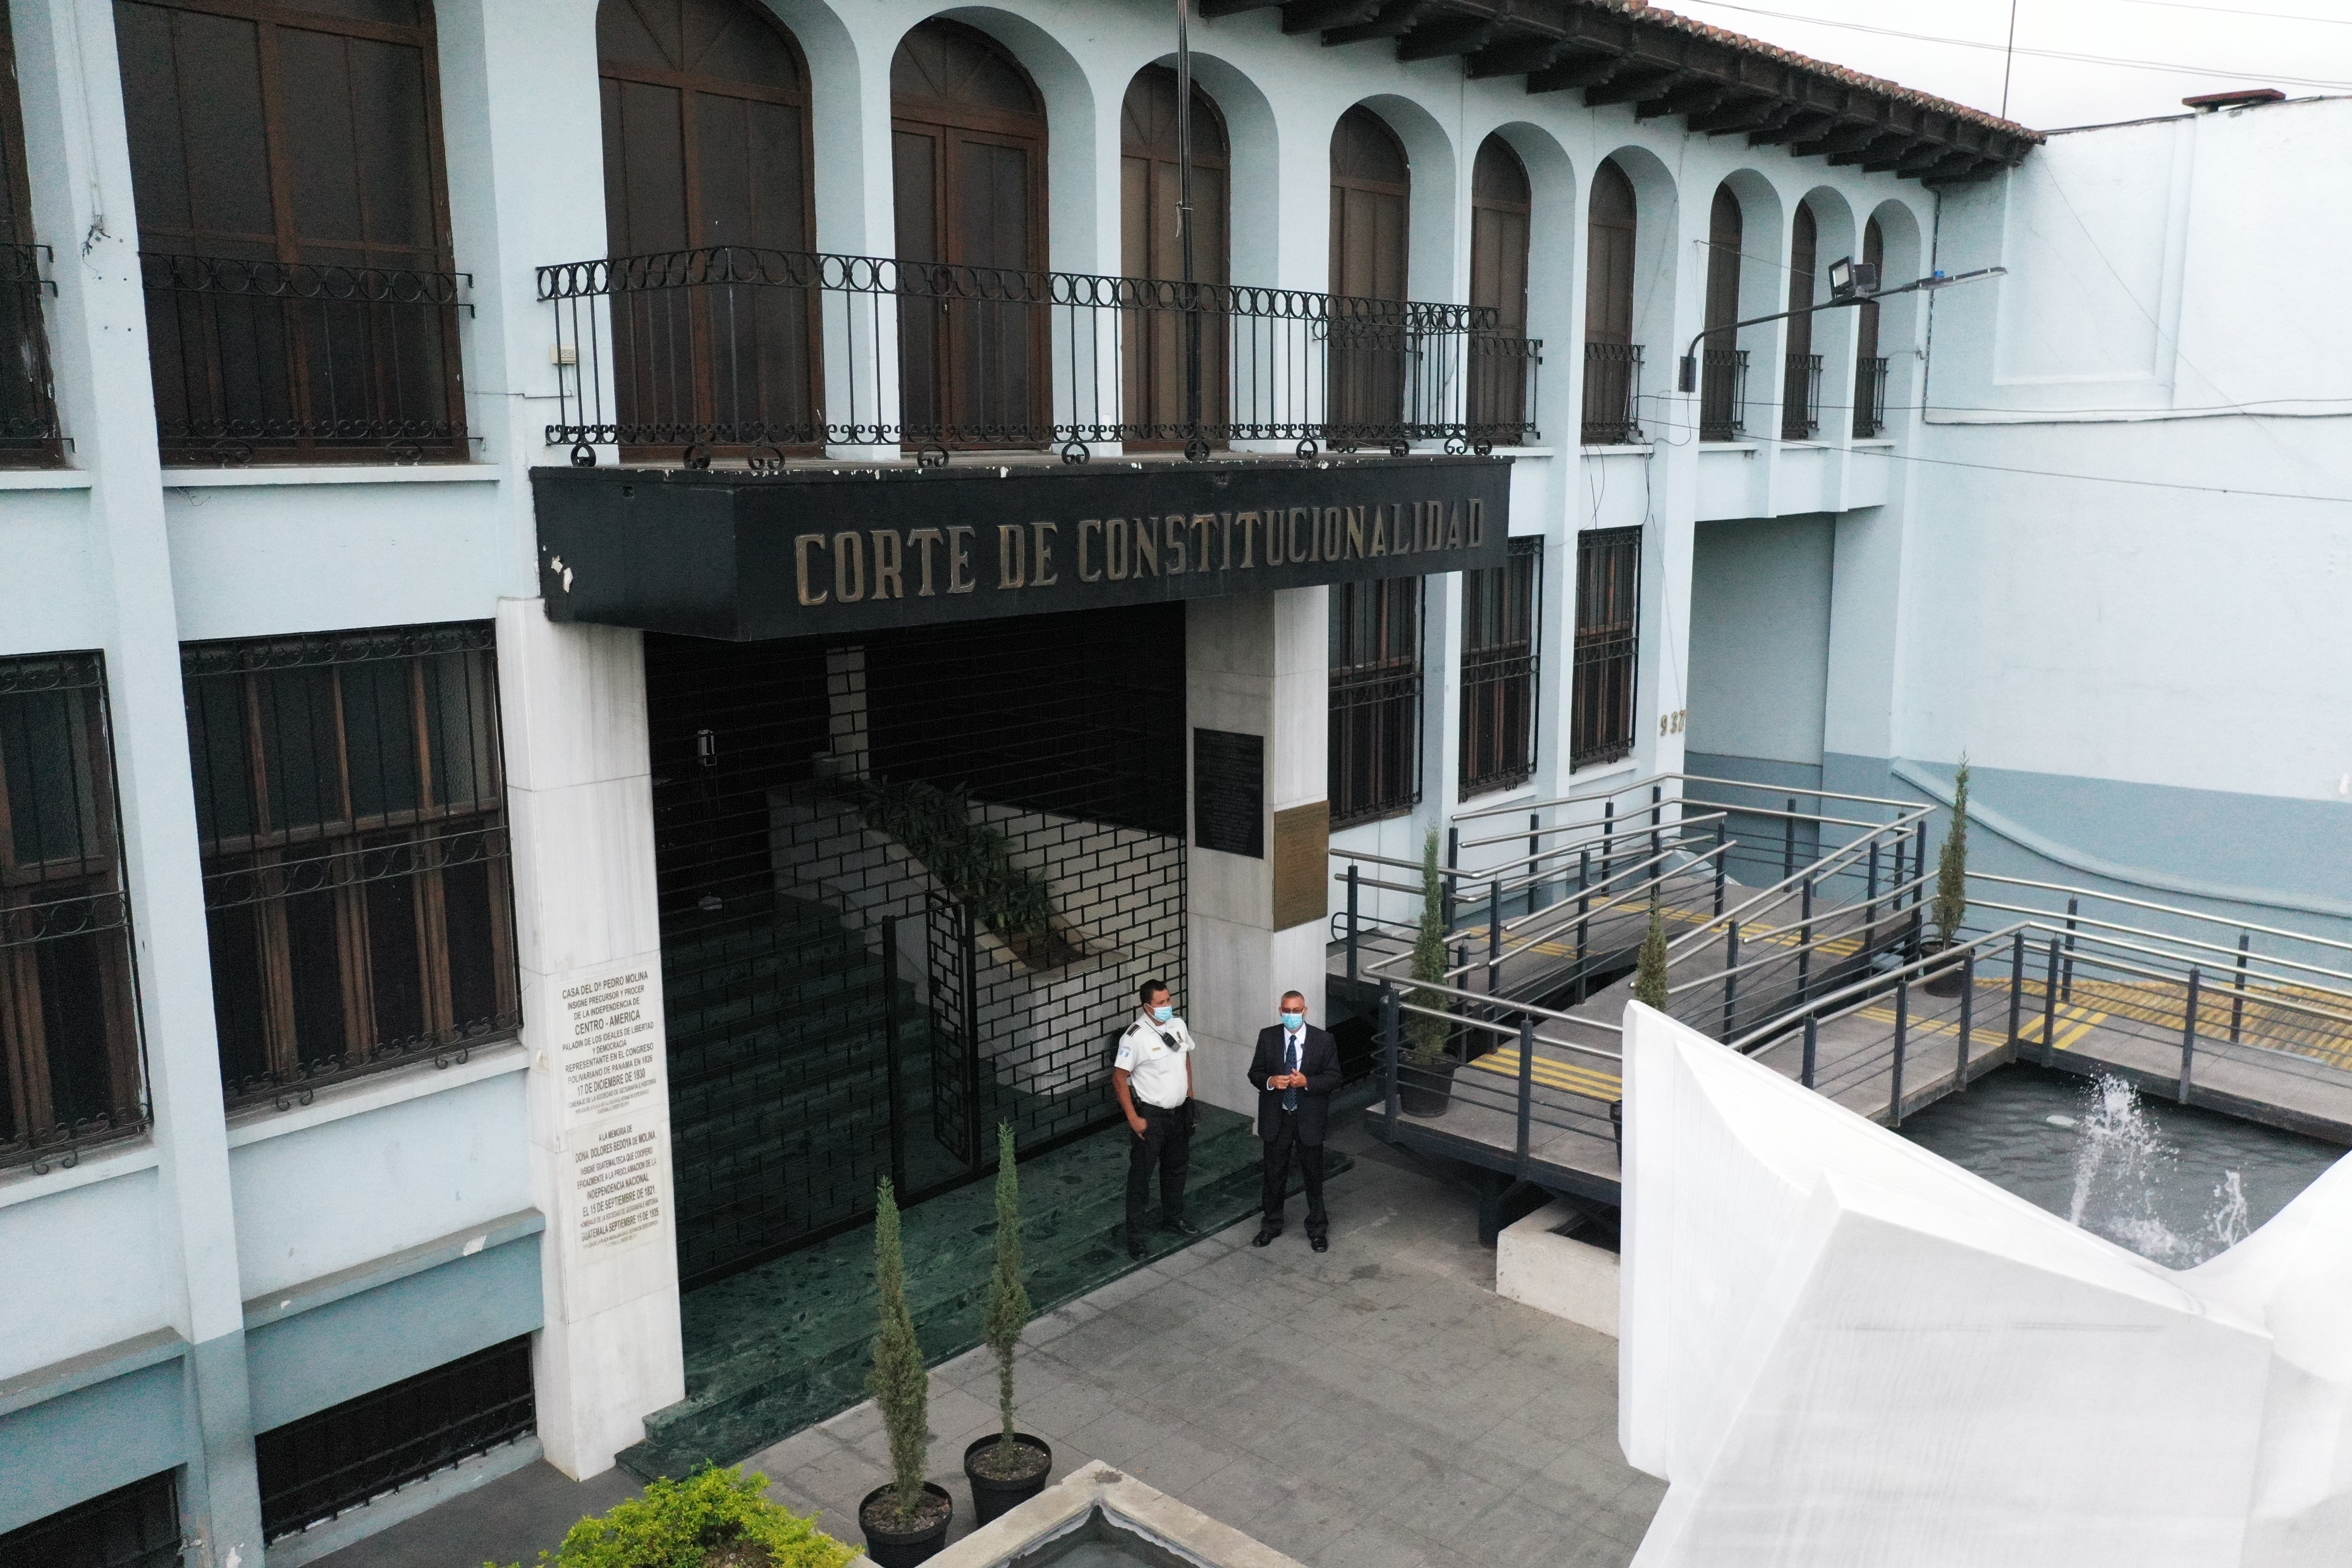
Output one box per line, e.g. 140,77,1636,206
1582,159,1638,443
599,0,817,452
1119,65,1228,447
1468,133,1529,433
1781,200,1817,438
1327,106,1409,439
1700,184,1744,438
891,20,1048,447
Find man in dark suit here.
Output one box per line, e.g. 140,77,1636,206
1247,990,1341,1251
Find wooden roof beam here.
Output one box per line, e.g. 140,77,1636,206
1397,13,1504,60
1637,79,1730,122
1281,0,1380,36
1323,0,1436,46
1584,65,1687,108
1526,49,1629,94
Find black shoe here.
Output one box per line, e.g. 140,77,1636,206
1252,1227,1280,1247
1163,1217,1201,1237
1310,1234,1329,1253
1127,1236,1147,1259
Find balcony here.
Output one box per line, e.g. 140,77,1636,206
1855,355,1890,438
1580,342,1642,447
141,254,472,466
1780,352,1822,443
1699,347,1747,442
0,242,61,466
538,246,1539,464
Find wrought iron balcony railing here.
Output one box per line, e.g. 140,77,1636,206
1,243,62,465
538,245,1540,464
1580,341,1643,446
1699,346,1748,442
1855,355,1890,438
1781,352,1823,442
140,252,472,465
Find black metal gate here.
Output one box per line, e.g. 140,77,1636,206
647,606,1187,1289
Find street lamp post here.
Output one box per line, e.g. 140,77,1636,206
1676,262,2009,393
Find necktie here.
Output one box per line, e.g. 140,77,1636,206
1283,1033,1301,1112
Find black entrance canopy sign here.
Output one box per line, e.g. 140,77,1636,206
532,454,1511,640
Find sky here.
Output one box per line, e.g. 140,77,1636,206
1652,0,2352,132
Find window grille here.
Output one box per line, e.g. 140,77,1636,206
181,624,517,1112
0,1471,182,1568
0,652,143,1170
255,1336,534,1540
1460,538,1541,797
1329,576,1424,827
1571,528,1641,771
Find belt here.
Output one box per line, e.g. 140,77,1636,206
1139,1099,1187,1113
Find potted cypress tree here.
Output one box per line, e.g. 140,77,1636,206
1634,892,1670,1011
858,1180,951,1566
1924,760,1972,996
1399,829,1460,1116
963,1123,1051,1524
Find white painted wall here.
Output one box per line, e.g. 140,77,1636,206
1687,516,1834,771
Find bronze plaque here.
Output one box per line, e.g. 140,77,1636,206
1271,802,1330,932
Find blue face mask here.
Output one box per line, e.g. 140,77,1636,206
1151,1004,1173,1024
1280,1012,1304,1029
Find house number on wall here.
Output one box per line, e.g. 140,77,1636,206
1659,709,1688,736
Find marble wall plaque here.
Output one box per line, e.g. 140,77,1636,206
556,959,662,1124
1271,802,1330,931
1193,728,1265,858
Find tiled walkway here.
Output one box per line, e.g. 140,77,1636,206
316,1118,1659,1568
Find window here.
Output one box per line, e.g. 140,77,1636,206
598,0,816,458
1855,216,1888,437
1467,134,1530,439
0,3,60,466
1700,184,1744,441
1582,159,1639,446
891,20,1049,446
1327,106,1409,440
115,0,466,463
1782,201,1820,441
182,624,516,1109
0,653,142,1169
1329,577,1423,826
256,1336,533,1540
1571,528,1641,770
1460,538,1541,798
1120,65,1229,447
0,1472,182,1568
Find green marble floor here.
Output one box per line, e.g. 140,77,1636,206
619,1104,1348,1481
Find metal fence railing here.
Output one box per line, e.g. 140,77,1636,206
1699,346,1746,440
539,245,1540,464
1854,353,1889,437
1780,350,1822,441
141,253,472,464
1580,340,1642,446
0,242,61,465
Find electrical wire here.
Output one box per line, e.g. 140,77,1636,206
2117,0,2352,26
1668,0,2352,90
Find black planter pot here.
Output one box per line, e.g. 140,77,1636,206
964,1433,1052,1525
1398,1056,1458,1118
1920,943,1966,998
859,1482,952,1568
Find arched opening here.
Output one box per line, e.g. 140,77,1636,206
598,0,816,456
1467,133,1530,438
1782,200,1819,441
1700,183,1745,441
1582,158,1638,445
1327,105,1409,439
115,0,463,462
0,4,56,465
1855,216,1887,436
1119,64,1228,447
891,18,1049,446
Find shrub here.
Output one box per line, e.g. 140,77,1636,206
867,1177,930,1526
1404,829,1453,1063
487,1466,854,1568
858,779,1052,941
982,1121,1032,1457
1633,893,1669,1011
1933,759,1971,950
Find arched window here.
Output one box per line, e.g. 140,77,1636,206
1855,217,1887,436
0,4,57,465
892,19,1048,446
1582,158,1639,445
1700,183,1744,440
1781,201,1819,441
1467,133,1529,436
597,0,815,454
1120,66,1228,447
1327,106,1409,438
116,0,463,462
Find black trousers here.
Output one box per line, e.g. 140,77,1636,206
1260,1111,1327,1238
1126,1100,1191,1240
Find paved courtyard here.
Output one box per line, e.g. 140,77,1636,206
318,1119,1659,1568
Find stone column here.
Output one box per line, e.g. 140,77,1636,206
1185,589,1330,1115
496,602,682,1480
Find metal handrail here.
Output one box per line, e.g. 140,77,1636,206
1971,871,2352,962
1453,769,1926,824
1663,827,1929,958
1969,897,2352,992
1724,921,2031,1053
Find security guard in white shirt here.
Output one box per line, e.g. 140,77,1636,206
1112,977,1198,1259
